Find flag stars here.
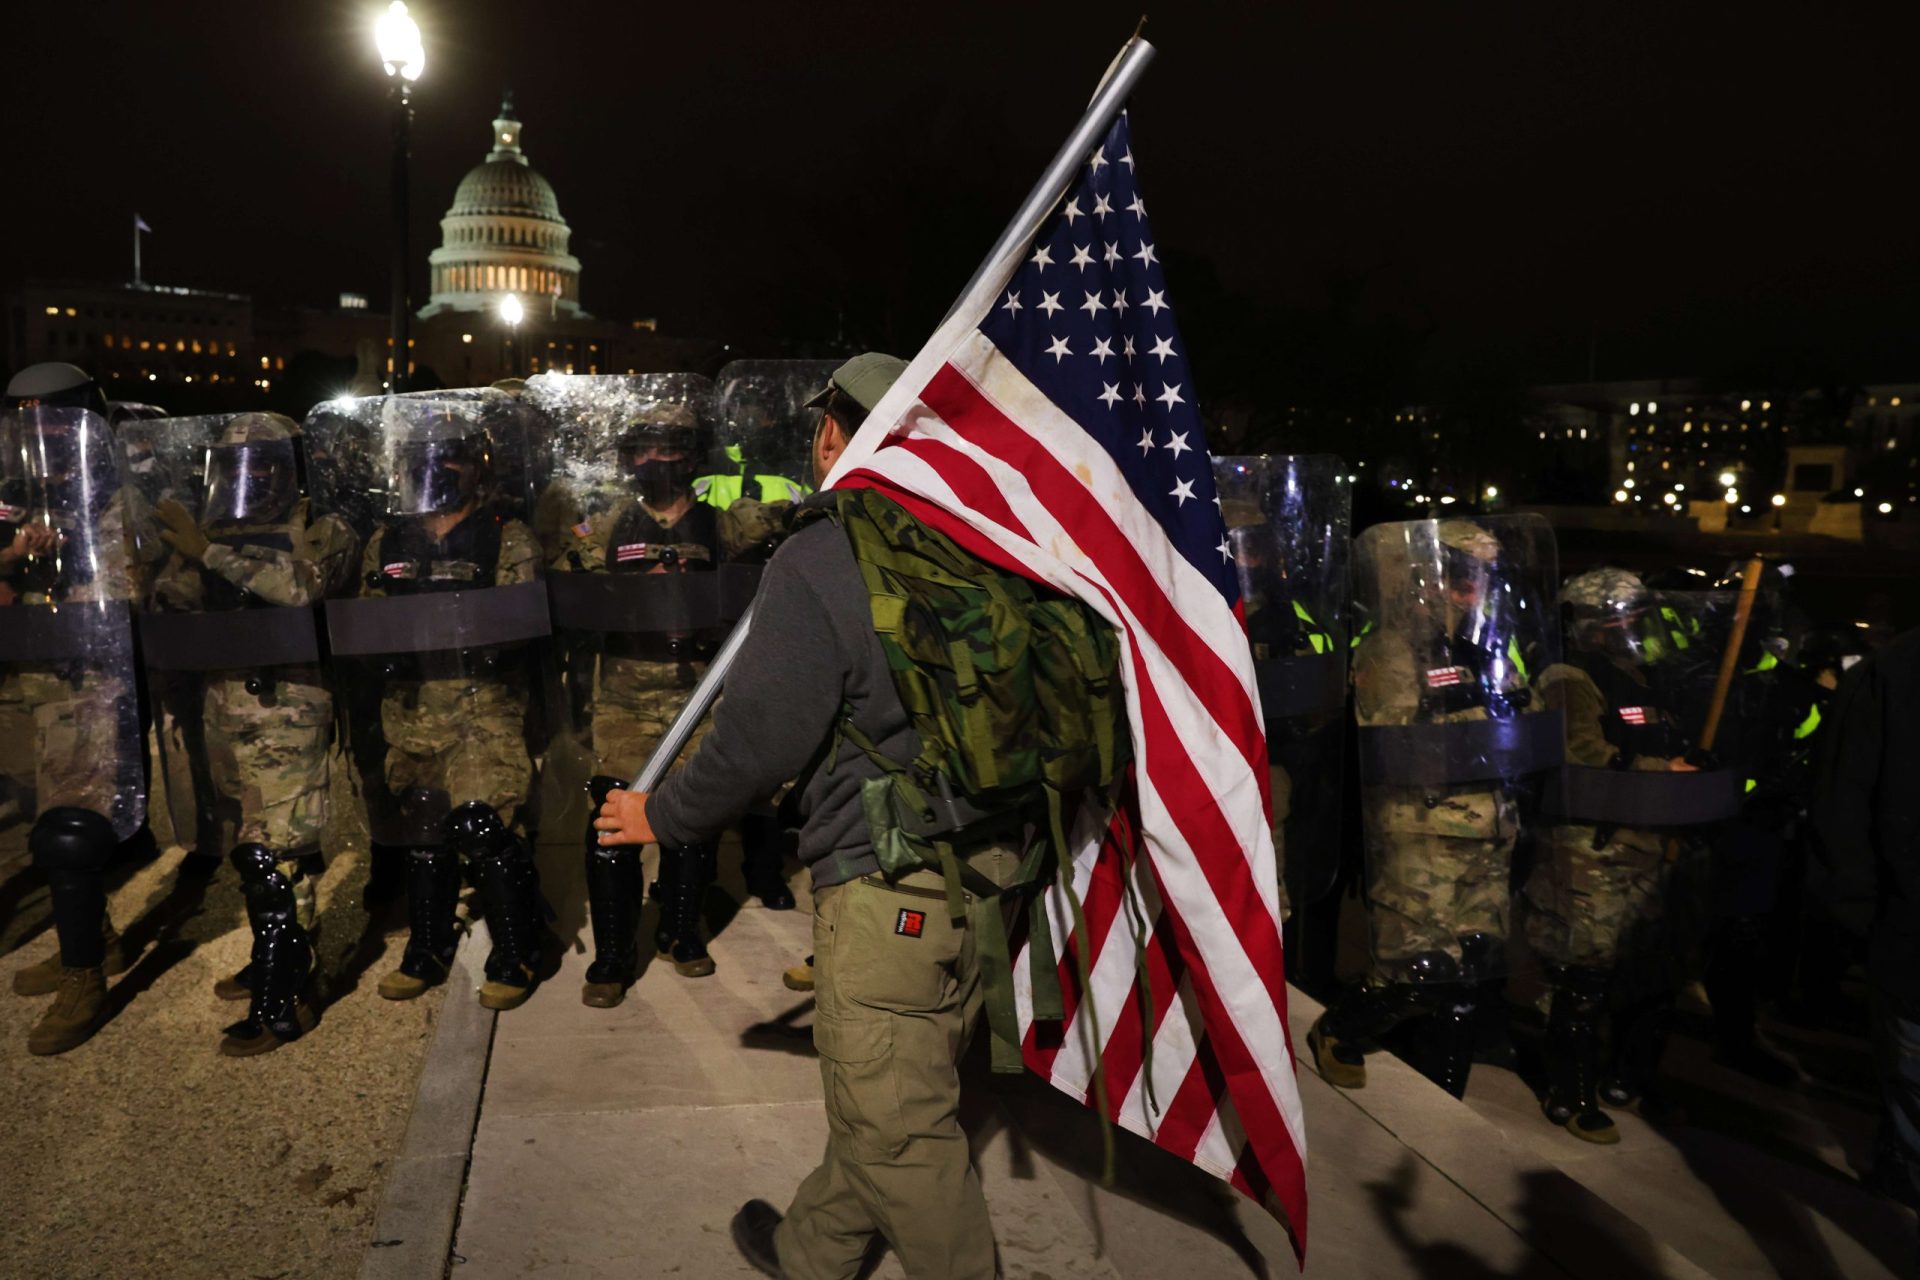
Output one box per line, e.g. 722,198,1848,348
1217,536,1232,562
1037,290,1063,317
1143,288,1168,316
1127,194,1147,218
1089,145,1108,173
1045,335,1073,363
1133,383,1148,408
1122,335,1137,360
1031,244,1054,270
1099,381,1123,408
1090,336,1115,363
1103,241,1123,267
1148,335,1177,363
1169,476,1197,506
1001,290,1022,314
1061,197,1083,225
1069,243,1096,272
1081,290,1107,318
1136,427,1155,455
1156,382,1185,410
1132,241,1159,268
1163,429,1192,458
1111,291,1129,318
1093,193,1113,220
1121,148,1135,171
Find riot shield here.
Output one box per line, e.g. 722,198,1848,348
707,359,834,510
1523,569,1740,971
1350,514,1563,984
304,394,552,847
0,405,146,840
1215,454,1351,910
132,413,354,857
395,386,545,527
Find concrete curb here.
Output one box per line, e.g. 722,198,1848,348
360,921,498,1280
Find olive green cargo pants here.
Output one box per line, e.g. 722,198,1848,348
774,846,1020,1280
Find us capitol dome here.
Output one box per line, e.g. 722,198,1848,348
419,94,587,320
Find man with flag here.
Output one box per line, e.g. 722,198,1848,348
593,85,1307,1277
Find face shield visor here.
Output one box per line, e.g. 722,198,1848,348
13,406,110,521
204,439,299,523
390,437,486,516
619,425,701,506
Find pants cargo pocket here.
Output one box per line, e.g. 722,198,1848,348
814,1005,907,1163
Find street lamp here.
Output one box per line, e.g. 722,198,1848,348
499,293,523,377
377,1,424,391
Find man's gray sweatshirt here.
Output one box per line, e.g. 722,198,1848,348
647,518,916,889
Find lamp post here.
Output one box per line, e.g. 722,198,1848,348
376,1,424,392
499,293,523,379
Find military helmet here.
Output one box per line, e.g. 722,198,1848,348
218,412,298,447
3,362,108,420
1562,567,1648,614
386,402,495,516
618,396,709,457
1436,519,1501,563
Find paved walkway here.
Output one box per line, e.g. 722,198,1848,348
403,839,1915,1279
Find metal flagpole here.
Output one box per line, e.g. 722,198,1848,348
629,33,1158,794
133,215,142,287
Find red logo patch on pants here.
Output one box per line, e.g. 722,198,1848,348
895,909,926,938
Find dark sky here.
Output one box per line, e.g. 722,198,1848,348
14,2,1919,387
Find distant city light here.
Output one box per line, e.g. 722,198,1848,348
1893,397,1904,408
1438,495,1457,505
1674,483,1685,491
1855,487,1866,497
499,294,524,325
1740,504,1752,513
1740,399,1752,411
1623,478,1635,489
1629,402,1641,416
1648,401,1658,413
1880,502,1896,514
1770,493,1787,508
461,333,473,344
1662,492,1677,506
1761,400,1772,410
1718,470,1737,487
1484,485,1499,499
1725,489,1739,503
1613,489,1629,503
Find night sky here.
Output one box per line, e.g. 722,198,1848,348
15,3,1919,390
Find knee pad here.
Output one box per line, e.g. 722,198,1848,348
446,801,517,861
396,787,453,846
1546,963,1610,1013
29,807,118,876
229,842,278,884
1456,931,1500,981
586,775,628,809
1403,949,1463,987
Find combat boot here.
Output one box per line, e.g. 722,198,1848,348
1308,951,1459,1089
452,803,550,1011
654,843,717,978
582,778,641,1008
27,966,108,1055
783,955,815,992
14,916,134,997
1541,967,1620,1144
379,846,463,1000
219,846,318,1057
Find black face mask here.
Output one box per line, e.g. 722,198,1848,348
632,456,698,506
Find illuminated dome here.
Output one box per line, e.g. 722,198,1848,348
420,94,587,319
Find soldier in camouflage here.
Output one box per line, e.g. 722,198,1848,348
1312,518,1556,1098
2,364,147,1055
549,391,783,1004
145,414,358,1054
361,420,551,1011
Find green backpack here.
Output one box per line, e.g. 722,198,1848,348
804,487,1131,1069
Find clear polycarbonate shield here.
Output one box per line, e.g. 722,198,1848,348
0,406,147,842
1215,454,1352,909
304,395,553,846
130,414,344,854
394,386,544,525
709,359,834,506
1350,514,1564,982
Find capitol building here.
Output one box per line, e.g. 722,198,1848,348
419,96,586,322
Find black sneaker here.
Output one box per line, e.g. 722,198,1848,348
731,1199,785,1278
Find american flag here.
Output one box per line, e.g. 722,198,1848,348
826,109,1308,1261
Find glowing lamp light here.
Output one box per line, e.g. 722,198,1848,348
376,2,425,81
1740,399,1752,411
1613,489,1629,503
1740,504,1752,513
1880,502,1896,514
1648,401,1658,413
1725,489,1739,503
1438,495,1457,505
1854,487,1866,497
1629,402,1641,416
1623,478,1636,489
1770,493,1786,508
1484,485,1499,499
499,294,524,326
1718,470,1737,488
1662,492,1677,506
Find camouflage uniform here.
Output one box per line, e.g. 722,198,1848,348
1354,626,1520,973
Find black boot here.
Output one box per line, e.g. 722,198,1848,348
1601,995,1682,1118
220,844,317,1056
740,812,795,910
451,802,548,1011
378,846,462,1000
1308,950,1460,1089
582,776,640,1008
1542,966,1619,1142
29,807,117,970
1410,986,1480,1099
362,841,408,910
654,843,717,978
1706,914,1799,1086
